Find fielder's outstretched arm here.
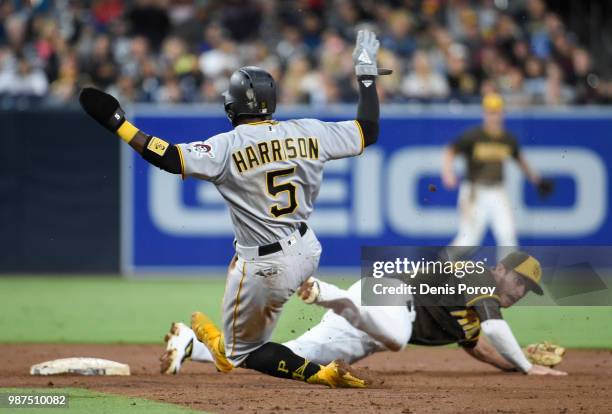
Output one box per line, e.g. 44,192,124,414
79,88,183,175
474,306,566,375
469,299,534,373
480,319,535,372
463,335,517,371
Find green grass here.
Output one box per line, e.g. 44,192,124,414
0,276,611,347
503,306,612,348
0,388,204,413
0,276,332,344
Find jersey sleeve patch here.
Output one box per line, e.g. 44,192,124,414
147,137,170,156
188,142,216,159
177,134,230,182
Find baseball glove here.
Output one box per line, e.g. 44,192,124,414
537,179,555,199
523,341,565,367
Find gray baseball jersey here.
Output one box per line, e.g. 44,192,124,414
176,119,364,246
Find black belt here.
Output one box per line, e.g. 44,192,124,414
259,222,308,256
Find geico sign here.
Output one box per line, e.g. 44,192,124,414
149,146,607,238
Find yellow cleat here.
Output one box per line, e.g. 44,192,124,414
191,311,234,373
307,359,371,388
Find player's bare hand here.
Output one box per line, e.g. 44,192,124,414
442,172,458,189
527,364,567,376
297,277,320,304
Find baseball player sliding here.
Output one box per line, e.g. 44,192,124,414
441,94,554,246
80,30,391,388
161,252,566,376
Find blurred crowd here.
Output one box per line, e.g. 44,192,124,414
1,0,611,108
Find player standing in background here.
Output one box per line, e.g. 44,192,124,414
79,30,391,388
441,94,553,246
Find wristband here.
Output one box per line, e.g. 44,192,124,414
116,121,139,143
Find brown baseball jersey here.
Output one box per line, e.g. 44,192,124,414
451,127,521,184
408,268,503,348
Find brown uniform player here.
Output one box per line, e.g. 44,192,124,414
441,93,549,247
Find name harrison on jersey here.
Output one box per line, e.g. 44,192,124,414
232,137,320,173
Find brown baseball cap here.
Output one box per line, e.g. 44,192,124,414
500,251,544,295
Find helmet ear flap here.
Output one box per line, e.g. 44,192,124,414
224,102,236,124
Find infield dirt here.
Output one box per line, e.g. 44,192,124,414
1,344,610,413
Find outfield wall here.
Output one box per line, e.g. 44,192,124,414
1,106,610,274
0,109,120,274
124,105,612,274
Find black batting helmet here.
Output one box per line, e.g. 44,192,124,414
223,66,276,126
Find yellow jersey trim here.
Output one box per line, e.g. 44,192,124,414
466,294,501,307
246,120,278,126
230,261,247,357
176,145,186,180
354,120,365,154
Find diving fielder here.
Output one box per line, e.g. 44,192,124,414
80,30,390,388
441,93,553,246
161,251,566,376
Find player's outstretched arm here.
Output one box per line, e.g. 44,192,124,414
480,319,566,375
464,336,565,375
352,30,391,148
463,335,517,371
79,87,182,175
480,319,533,373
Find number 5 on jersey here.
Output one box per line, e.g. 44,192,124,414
266,167,299,217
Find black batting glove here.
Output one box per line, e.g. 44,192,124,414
79,87,126,133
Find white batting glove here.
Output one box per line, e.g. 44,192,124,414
352,29,379,76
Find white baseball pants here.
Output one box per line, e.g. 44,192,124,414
451,182,518,247
193,280,415,366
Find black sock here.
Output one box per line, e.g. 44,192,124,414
243,342,321,381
